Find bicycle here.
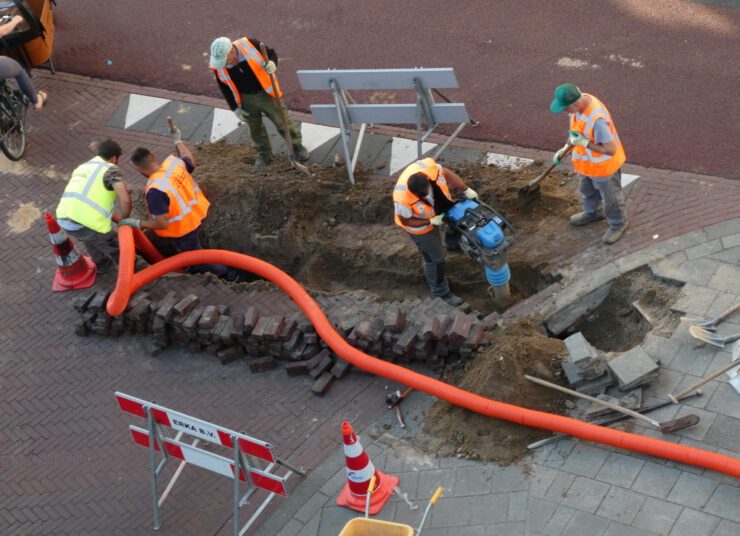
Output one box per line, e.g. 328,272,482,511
0,78,28,161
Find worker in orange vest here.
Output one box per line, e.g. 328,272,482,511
120,128,240,282
551,84,628,244
209,36,309,168
393,158,478,306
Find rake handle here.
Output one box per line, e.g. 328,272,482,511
670,359,740,402
524,374,660,428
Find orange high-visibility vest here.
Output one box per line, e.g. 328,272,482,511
393,158,452,235
569,94,626,178
145,155,210,238
210,37,282,107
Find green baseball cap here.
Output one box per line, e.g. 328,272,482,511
550,84,582,113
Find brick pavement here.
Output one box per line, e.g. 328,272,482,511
1,70,739,534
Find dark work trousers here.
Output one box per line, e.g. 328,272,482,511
170,226,228,278
66,226,119,267
407,225,461,296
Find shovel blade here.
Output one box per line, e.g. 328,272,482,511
680,316,718,331
516,184,541,206
659,414,700,433
688,325,727,347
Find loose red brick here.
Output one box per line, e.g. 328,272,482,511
218,345,244,365
355,317,384,342
155,291,179,321
383,306,406,333
182,306,205,332
330,359,352,379
198,306,220,330
173,294,200,317
421,316,442,342
249,356,277,373
311,372,335,396
286,361,310,376
88,291,111,312
309,353,334,378
72,292,96,313
243,306,259,336
447,313,473,342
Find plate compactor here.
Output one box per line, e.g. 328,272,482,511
445,199,517,308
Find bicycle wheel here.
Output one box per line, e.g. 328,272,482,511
0,92,27,161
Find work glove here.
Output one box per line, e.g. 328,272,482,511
429,214,445,226
569,130,589,147
233,107,250,122
463,187,478,200
118,218,141,229
552,143,570,165
264,60,277,75
170,126,182,145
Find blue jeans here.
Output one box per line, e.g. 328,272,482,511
0,56,38,105
578,169,627,230
170,226,228,278
407,226,460,296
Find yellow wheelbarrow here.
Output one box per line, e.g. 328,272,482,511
339,479,443,536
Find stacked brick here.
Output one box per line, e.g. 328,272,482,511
72,287,488,397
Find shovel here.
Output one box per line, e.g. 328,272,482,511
681,302,740,331
516,144,573,205
688,325,740,348
524,374,700,433
669,357,740,403
258,43,311,176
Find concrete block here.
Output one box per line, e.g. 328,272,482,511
173,294,199,317
248,356,277,373
564,332,599,365
585,394,623,419
311,371,335,396
547,282,612,335
575,373,615,395
607,347,660,390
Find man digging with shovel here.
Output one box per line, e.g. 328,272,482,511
550,84,629,245
209,36,310,168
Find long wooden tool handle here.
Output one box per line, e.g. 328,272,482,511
525,144,574,188
259,42,294,152
718,303,740,322
670,359,740,401
167,117,175,133
524,374,660,428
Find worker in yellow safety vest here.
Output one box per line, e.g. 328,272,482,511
209,36,309,168
550,83,628,244
393,157,478,306
120,128,240,282
56,139,132,274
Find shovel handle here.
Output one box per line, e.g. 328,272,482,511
670,359,740,401
525,144,574,189
430,487,443,504
167,117,175,133
524,374,660,428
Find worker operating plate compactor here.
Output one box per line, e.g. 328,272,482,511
445,197,516,308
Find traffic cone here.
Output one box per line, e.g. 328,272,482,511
45,213,96,292
336,420,398,514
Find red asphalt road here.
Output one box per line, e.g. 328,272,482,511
52,0,739,179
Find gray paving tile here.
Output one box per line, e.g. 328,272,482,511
673,405,718,441
712,519,740,536
703,415,740,453
704,220,740,240
507,490,528,522
669,374,719,409
541,505,576,536
719,233,740,249
561,444,610,478
317,505,356,535
707,264,740,293
605,521,663,536
486,521,526,535
704,292,740,319
417,469,456,500
596,453,646,488
429,496,473,528
643,335,683,368
666,344,717,376
544,472,576,503
276,519,303,536
668,473,717,510
456,525,487,536
526,497,559,534
469,492,509,524
492,464,529,492
631,462,682,499
596,486,646,524
669,508,720,536
643,369,686,399
391,471,420,501
294,491,331,523
561,476,610,514
632,497,683,535
684,240,723,261
703,484,740,522
709,245,740,265
453,464,494,496
671,285,718,316
564,511,611,536
526,465,560,498
705,383,740,420
298,515,319,536
542,438,578,469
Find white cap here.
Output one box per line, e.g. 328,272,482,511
209,37,232,68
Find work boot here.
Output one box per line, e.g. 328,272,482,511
439,292,464,307
569,211,605,226
602,220,629,245
95,258,113,274
254,153,272,168
292,144,310,162
223,267,243,283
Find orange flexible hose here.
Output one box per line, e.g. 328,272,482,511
107,228,740,479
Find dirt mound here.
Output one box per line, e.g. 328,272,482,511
190,142,579,313
421,322,568,465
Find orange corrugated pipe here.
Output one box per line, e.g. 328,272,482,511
107,227,740,479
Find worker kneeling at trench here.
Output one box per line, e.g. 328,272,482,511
119,128,241,282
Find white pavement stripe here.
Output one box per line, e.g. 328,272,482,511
124,94,171,129
485,152,532,170
300,123,340,152
621,173,640,189
210,108,243,142
389,138,437,176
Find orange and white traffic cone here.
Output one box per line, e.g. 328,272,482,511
45,212,96,292
336,420,398,515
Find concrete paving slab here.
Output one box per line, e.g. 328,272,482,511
670,285,719,316
561,443,610,478
719,234,740,249
564,510,611,536
684,239,723,261
541,504,577,536
561,476,610,513
670,509,721,536
631,496,683,535
707,264,740,293
712,519,740,536
709,245,740,265
596,486,646,525
596,453,646,488
666,472,718,511
631,462,682,499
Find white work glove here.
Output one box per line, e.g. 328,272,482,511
552,143,570,165
463,187,478,200
569,130,589,147
429,214,445,226
170,126,182,145
118,218,141,229
233,108,250,121
264,60,276,75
